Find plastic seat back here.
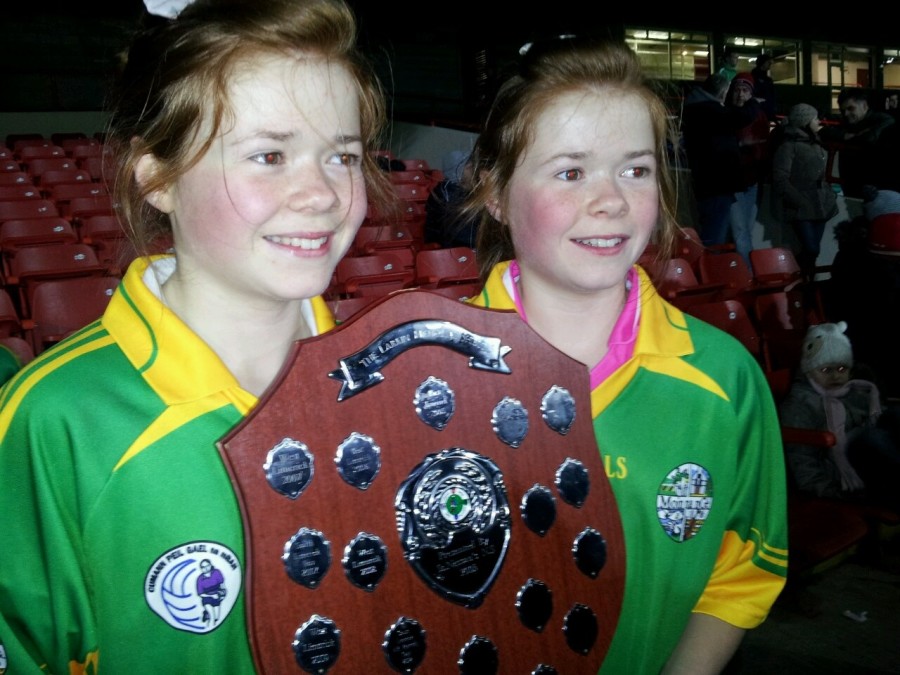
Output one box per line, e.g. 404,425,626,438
686,299,762,359
414,246,479,288
749,246,802,289
0,218,78,253
25,276,120,353
0,199,59,223
5,243,107,315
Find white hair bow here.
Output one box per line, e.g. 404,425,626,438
144,0,194,18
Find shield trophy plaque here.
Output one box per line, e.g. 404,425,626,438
218,289,625,674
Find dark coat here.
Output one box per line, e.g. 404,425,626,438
771,126,838,222
681,88,761,200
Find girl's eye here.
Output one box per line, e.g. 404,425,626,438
251,152,284,166
556,168,582,181
624,166,652,179
332,152,361,167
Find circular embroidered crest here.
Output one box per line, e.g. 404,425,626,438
656,463,713,542
145,541,242,633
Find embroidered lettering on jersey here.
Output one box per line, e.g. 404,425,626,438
145,541,242,633
1,640,7,674
656,463,713,542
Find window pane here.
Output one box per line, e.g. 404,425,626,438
626,27,711,81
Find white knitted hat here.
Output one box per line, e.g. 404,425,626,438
801,321,853,373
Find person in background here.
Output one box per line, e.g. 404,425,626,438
717,46,740,81
819,88,895,198
727,72,771,269
424,149,479,248
464,36,787,674
0,0,392,672
884,90,899,121
681,73,760,247
751,51,778,122
780,321,900,514
771,103,838,281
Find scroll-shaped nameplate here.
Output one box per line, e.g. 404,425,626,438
328,320,512,401
395,448,511,609
264,438,314,500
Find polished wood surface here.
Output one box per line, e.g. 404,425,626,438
219,289,625,673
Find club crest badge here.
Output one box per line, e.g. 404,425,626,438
145,541,242,633
656,463,713,542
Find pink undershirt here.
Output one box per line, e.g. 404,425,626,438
506,260,641,389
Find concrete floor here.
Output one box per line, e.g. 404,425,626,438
733,535,900,674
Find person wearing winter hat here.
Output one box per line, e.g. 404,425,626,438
771,103,838,280
788,103,818,130
780,321,900,512
726,72,770,269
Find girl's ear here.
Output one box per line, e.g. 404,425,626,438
486,195,503,223
135,152,175,213
484,173,504,223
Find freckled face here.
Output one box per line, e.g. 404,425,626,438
499,89,659,300
162,53,366,304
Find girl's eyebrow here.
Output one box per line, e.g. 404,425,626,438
229,131,363,146
625,149,655,160
230,130,294,145
543,148,655,164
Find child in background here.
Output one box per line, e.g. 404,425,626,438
780,321,900,513
0,0,391,671
464,37,787,673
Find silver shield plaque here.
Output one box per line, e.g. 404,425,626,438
540,385,576,435
282,527,331,589
334,432,381,490
263,438,314,500
395,448,511,609
342,532,388,592
292,614,341,673
413,376,456,430
382,616,427,673
491,396,529,448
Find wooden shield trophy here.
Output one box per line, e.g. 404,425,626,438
218,289,625,674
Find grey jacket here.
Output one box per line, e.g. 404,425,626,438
779,375,876,498
771,127,838,222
